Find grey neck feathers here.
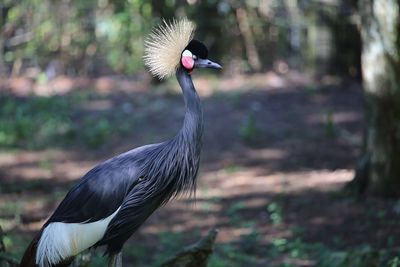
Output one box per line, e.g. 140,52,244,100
107,69,204,229
176,67,203,152
138,68,203,200
155,67,203,197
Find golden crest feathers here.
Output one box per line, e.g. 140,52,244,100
143,18,196,79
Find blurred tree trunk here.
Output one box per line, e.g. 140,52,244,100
235,7,261,71
151,0,166,17
352,0,400,196
283,0,302,67
0,5,8,77
0,36,5,77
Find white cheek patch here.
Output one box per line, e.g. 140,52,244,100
181,50,195,70
182,50,192,57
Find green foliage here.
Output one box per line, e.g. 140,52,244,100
97,1,152,73
317,245,400,267
1,0,360,76
389,256,400,267
267,202,283,226
0,94,75,148
325,110,336,137
0,92,136,150
209,243,258,267
81,118,112,149
239,110,260,144
304,85,318,95
2,0,152,75
222,165,241,174
270,238,311,260
225,201,246,225
267,237,400,267
123,243,148,266
0,233,31,260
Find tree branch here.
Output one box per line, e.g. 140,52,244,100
160,228,219,267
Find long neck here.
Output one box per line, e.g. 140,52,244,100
175,67,203,149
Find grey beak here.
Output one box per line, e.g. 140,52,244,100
195,58,222,69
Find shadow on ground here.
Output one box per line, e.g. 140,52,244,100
1,72,398,266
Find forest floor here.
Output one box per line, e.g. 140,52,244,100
0,71,399,266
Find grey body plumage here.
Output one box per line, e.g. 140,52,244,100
47,67,203,256
96,67,203,253
19,19,221,267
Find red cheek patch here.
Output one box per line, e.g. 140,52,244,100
181,56,194,70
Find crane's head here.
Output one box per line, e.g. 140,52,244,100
181,39,222,72
144,18,221,80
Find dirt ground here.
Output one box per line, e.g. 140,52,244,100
1,71,399,266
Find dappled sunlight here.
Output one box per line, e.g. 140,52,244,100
134,168,356,246
0,69,298,99
2,0,399,265
1,75,150,97
200,167,353,197
6,69,308,100
307,111,362,125
193,71,313,97
7,166,53,181
309,216,341,226
0,150,98,183
2,71,398,267
247,148,288,161
82,99,114,112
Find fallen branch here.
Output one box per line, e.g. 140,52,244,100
160,228,218,267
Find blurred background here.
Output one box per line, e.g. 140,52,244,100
1,0,399,266
0,0,361,78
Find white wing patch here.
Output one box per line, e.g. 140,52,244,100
36,208,120,267
143,18,196,80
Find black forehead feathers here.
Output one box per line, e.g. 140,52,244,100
185,39,208,59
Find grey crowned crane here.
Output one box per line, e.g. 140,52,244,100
20,18,221,267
